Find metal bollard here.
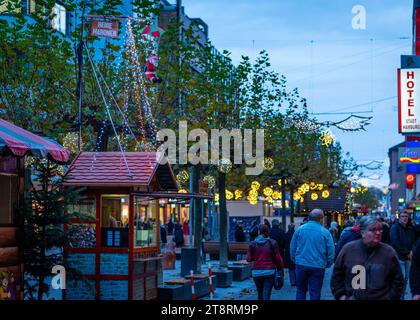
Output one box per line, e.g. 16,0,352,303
208,263,214,300
190,270,196,300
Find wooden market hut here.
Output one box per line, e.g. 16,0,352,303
0,118,70,300
63,151,210,300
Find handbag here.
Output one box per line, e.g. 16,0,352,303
268,239,284,290
273,268,284,290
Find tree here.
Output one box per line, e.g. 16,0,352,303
22,158,92,300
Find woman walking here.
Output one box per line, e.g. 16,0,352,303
246,224,284,300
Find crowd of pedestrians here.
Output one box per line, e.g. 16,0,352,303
244,209,420,300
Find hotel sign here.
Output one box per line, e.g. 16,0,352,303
90,20,119,39
398,68,420,133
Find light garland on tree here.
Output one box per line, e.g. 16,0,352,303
272,191,281,199
226,190,234,200
322,190,330,199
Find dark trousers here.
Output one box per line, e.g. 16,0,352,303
253,273,275,300
295,265,325,300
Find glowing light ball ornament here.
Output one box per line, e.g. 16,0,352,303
293,193,301,201
322,190,330,199
320,131,335,147
176,170,189,184
310,182,317,190
263,157,274,171
235,190,243,200
203,175,216,189
218,158,232,173
251,181,261,190
272,191,281,199
226,190,234,200
311,193,319,201
263,187,273,197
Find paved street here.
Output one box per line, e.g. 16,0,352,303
163,260,335,300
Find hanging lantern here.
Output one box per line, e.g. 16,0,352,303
218,158,232,173
263,157,274,171
203,175,216,189
251,181,261,190
311,193,318,201
263,187,273,197
322,190,330,199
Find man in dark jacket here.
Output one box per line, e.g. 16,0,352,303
284,224,296,286
249,220,259,241
410,239,420,300
331,216,404,300
269,219,286,259
334,223,362,261
235,221,246,242
390,212,417,298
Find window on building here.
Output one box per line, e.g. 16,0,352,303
134,197,157,248
51,2,66,34
68,197,96,248
101,195,129,247
0,174,18,225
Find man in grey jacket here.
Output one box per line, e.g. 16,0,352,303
290,209,335,300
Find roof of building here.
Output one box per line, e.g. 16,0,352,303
304,188,347,212
388,141,405,153
63,152,178,189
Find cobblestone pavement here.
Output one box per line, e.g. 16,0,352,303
163,260,335,300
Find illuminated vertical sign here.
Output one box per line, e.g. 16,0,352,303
398,68,420,133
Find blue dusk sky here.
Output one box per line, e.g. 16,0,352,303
180,0,414,188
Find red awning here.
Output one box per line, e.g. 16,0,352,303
0,118,70,163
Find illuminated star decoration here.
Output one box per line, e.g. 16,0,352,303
320,131,335,147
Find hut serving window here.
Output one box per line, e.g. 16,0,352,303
101,195,129,247
134,197,157,248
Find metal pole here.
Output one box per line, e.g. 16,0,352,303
77,5,86,151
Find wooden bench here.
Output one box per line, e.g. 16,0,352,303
203,241,249,260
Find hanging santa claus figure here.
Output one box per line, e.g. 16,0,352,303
145,53,162,84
